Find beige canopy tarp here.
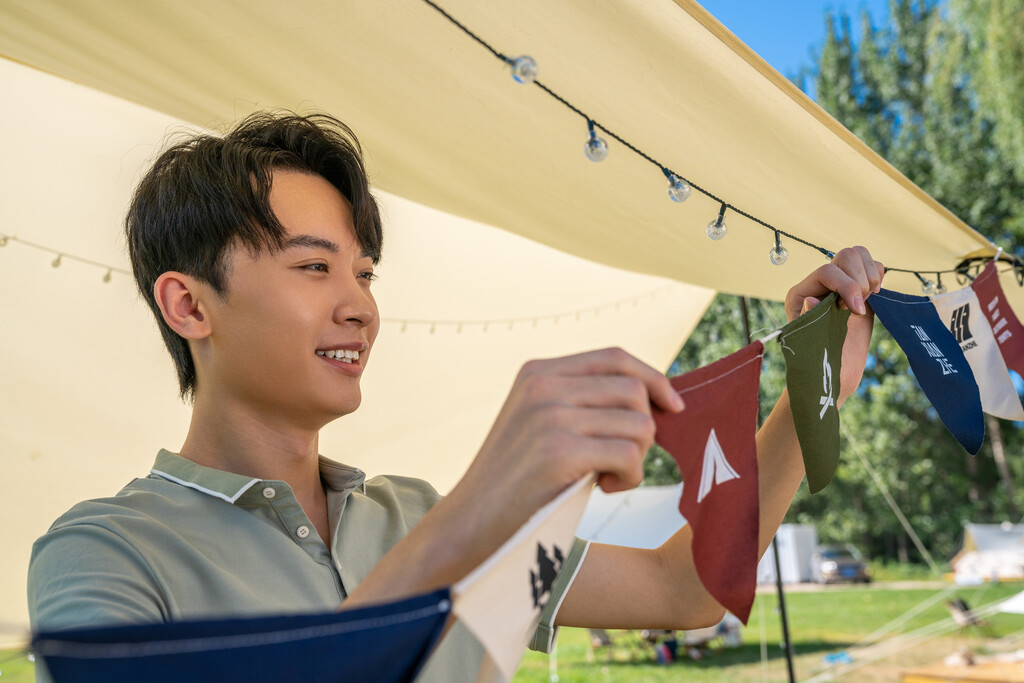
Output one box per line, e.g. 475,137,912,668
0,0,1008,634
0,58,710,634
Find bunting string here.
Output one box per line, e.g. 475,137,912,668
0,230,677,333
417,0,1024,291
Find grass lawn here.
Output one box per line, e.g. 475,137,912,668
6,582,1023,682
512,582,1024,682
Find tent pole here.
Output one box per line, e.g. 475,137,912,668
740,296,797,683
771,536,798,683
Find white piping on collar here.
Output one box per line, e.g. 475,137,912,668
150,469,260,504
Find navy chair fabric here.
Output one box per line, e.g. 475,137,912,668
32,588,451,683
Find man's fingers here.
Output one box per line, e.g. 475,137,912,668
852,246,885,293
521,374,680,414
576,438,647,492
519,348,683,413
551,406,657,443
786,247,885,320
800,296,821,316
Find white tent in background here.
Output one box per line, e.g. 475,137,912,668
952,523,1024,584
577,484,686,549
0,0,1010,636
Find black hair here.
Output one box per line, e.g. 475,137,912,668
126,111,383,401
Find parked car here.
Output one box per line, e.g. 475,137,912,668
811,544,871,584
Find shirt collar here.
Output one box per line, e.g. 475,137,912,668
150,449,367,503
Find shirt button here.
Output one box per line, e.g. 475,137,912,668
262,487,276,499
296,525,310,539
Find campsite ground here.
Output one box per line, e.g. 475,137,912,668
4,582,1023,682
513,582,1024,682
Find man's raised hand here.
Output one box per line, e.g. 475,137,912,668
784,246,885,406
454,347,683,541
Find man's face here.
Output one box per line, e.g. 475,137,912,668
198,169,380,428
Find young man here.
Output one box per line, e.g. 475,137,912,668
28,112,884,680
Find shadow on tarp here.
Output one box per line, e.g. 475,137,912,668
32,588,450,683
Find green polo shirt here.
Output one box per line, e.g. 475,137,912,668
28,450,587,682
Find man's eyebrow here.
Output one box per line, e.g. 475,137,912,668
282,234,339,253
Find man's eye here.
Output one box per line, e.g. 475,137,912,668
359,271,378,282
304,263,328,273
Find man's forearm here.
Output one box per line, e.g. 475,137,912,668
754,389,806,557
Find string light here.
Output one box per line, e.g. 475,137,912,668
769,230,789,266
51,254,62,268
915,272,937,295
583,120,608,162
509,55,538,84
418,0,1024,287
706,204,727,241
935,272,946,294
102,268,113,283
0,235,8,247
663,168,691,203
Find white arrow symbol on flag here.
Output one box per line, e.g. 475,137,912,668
697,428,740,503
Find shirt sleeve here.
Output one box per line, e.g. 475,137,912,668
28,522,168,632
528,536,591,653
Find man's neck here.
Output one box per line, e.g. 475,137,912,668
178,391,332,546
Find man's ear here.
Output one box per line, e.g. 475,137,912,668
153,272,213,340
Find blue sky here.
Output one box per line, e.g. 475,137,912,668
697,1,892,82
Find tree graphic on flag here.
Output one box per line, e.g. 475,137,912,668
653,341,763,623
452,474,594,683
931,284,1024,421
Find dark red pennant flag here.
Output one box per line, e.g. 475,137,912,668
653,341,763,623
971,261,1024,378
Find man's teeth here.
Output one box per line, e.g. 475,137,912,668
316,349,360,363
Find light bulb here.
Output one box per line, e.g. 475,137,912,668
0,236,8,247
769,244,789,265
920,279,937,295
935,280,947,294
510,55,538,84
706,216,727,240
51,254,62,268
103,269,113,283
584,132,608,162
666,174,691,202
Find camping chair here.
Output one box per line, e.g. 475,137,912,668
946,597,994,637
586,629,652,662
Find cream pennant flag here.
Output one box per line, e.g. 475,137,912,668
931,286,1024,421
453,474,595,683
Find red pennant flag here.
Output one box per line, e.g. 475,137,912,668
971,262,1024,378
653,341,763,623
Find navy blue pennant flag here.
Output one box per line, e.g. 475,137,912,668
32,588,451,683
868,289,985,455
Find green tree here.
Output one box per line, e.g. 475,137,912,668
647,0,1024,564
951,0,1024,183
799,0,1024,561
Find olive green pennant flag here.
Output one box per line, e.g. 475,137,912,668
778,292,850,494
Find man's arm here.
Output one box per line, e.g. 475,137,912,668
553,246,884,629
343,348,684,608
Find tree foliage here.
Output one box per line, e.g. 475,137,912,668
951,0,1024,183
644,0,1024,564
